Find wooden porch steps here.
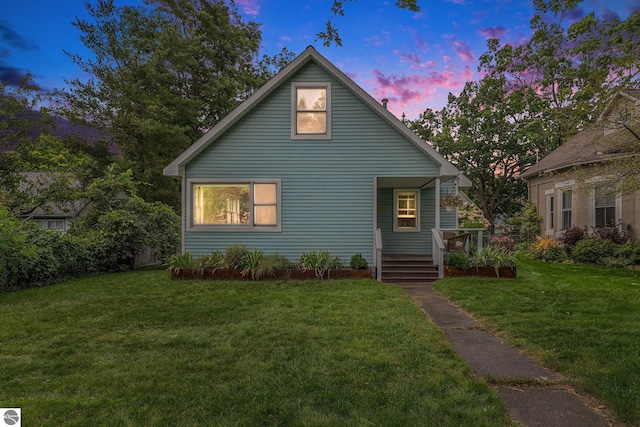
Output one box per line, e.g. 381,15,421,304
381,254,438,284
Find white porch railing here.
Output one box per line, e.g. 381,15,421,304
439,228,487,255
431,229,445,279
433,228,489,279
375,228,383,281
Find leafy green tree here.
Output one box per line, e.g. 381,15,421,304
411,75,536,233
60,0,292,208
479,1,640,155
318,0,420,46
0,76,86,216
0,75,54,206
72,166,180,271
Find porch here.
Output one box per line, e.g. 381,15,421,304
375,229,487,282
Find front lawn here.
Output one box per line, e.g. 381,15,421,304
0,271,514,426
435,257,640,426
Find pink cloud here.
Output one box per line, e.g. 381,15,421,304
370,68,467,105
281,36,292,42
445,35,475,64
365,35,384,46
235,0,260,16
393,49,426,69
478,26,508,40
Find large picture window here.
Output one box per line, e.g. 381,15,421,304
190,180,280,231
292,83,331,139
394,190,420,232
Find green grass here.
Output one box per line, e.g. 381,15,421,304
435,256,640,426
0,271,514,426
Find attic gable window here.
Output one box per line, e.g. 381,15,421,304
291,83,331,140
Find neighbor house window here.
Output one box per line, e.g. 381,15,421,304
394,190,420,232
595,189,616,228
561,189,572,229
36,219,65,231
545,191,554,235
190,179,280,231
291,83,331,139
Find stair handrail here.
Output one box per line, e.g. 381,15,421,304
375,228,383,281
432,228,445,279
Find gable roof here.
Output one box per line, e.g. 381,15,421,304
521,90,640,179
163,46,470,187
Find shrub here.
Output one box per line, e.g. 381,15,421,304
591,221,629,244
261,254,294,270
616,239,640,265
559,226,586,249
528,237,567,262
570,238,617,265
458,204,489,229
349,253,369,270
489,236,515,252
225,244,249,270
506,202,541,245
445,253,470,269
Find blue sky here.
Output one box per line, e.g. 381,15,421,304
2,0,637,119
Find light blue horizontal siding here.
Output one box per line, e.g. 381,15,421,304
184,62,441,263
440,180,458,229
377,188,435,255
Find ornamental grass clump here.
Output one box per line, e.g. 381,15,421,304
297,250,343,279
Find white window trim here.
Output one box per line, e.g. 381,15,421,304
393,189,420,232
545,189,554,236
559,187,573,231
291,82,332,140
588,188,622,229
187,178,281,232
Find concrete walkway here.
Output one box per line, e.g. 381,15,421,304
396,282,613,427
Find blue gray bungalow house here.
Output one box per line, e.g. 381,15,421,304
164,46,470,281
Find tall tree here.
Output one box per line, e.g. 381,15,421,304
59,0,292,207
479,1,640,156
411,76,537,232
317,0,420,46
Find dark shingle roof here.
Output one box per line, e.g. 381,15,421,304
522,90,640,179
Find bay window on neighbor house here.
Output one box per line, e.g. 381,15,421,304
292,83,331,139
561,189,573,229
394,190,419,232
190,180,280,231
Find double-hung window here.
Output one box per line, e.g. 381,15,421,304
561,189,572,229
595,189,616,228
545,190,554,235
394,190,420,232
190,179,281,231
292,83,331,139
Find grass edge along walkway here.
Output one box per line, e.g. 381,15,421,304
435,257,640,427
0,270,516,426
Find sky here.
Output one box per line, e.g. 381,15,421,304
1,0,638,119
